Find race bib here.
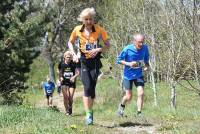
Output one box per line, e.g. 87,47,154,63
136,61,142,67
63,72,73,79
46,90,52,94
85,41,97,51
129,60,144,69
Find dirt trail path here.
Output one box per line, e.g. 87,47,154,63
36,90,159,134
96,119,159,134
36,91,83,113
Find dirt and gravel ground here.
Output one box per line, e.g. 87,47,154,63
37,91,160,134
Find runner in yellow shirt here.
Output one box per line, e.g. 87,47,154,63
68,7,110,125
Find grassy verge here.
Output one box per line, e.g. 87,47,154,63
23,56,49,105
0,105,95,134
1,78,200,133
1,56,200,133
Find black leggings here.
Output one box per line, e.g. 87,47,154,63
81,59,100,99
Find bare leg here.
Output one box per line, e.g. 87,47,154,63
62,86,70,112
49,96,53,107
137,86,144,112
83,96,92,112
90,99,94,109
47,98,49,106
68,87,75,107
121,90,132,105
117,90,132,116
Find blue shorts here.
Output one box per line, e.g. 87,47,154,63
123,77,144,90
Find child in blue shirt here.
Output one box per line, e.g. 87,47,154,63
43,77,55,107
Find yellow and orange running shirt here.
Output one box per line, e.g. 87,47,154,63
69,24,108,59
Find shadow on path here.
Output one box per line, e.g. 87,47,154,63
95,120,157,134
95,121,153,129
119,121,153,127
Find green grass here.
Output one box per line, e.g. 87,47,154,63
23,56,49,105
0,103,121,134
1,56,200,133
1,78,200,133
93,78,200,134
0,105,91,134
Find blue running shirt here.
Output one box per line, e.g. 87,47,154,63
117,44,149,80
43,82,55,94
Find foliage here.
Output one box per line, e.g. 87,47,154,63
40,0,104,82
0,0,47,104
100,0,199,80
0,0,106,104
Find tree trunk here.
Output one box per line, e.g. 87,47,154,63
46,49,55,83
150,34,158,106
192,0,200,87
150,61,158,106
42,32,55,83
170,79,176,108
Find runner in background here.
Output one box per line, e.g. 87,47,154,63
58,51,80,115
43,76,55,107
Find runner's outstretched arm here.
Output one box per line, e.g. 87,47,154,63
68,41,79,62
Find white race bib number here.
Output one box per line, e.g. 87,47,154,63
64,72,73,79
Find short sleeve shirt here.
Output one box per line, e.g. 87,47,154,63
59,62,78,83
69,24,109,59
43,82,55,94
116,44,149,80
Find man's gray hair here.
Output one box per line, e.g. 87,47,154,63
133,34,145,41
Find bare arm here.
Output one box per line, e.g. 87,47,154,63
68,41,79,62
58,70,63,82
68,41,76,55
120,60,138,67
43,88,46,96
73,69,80,79
70,69,80,83
144,62,150,71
